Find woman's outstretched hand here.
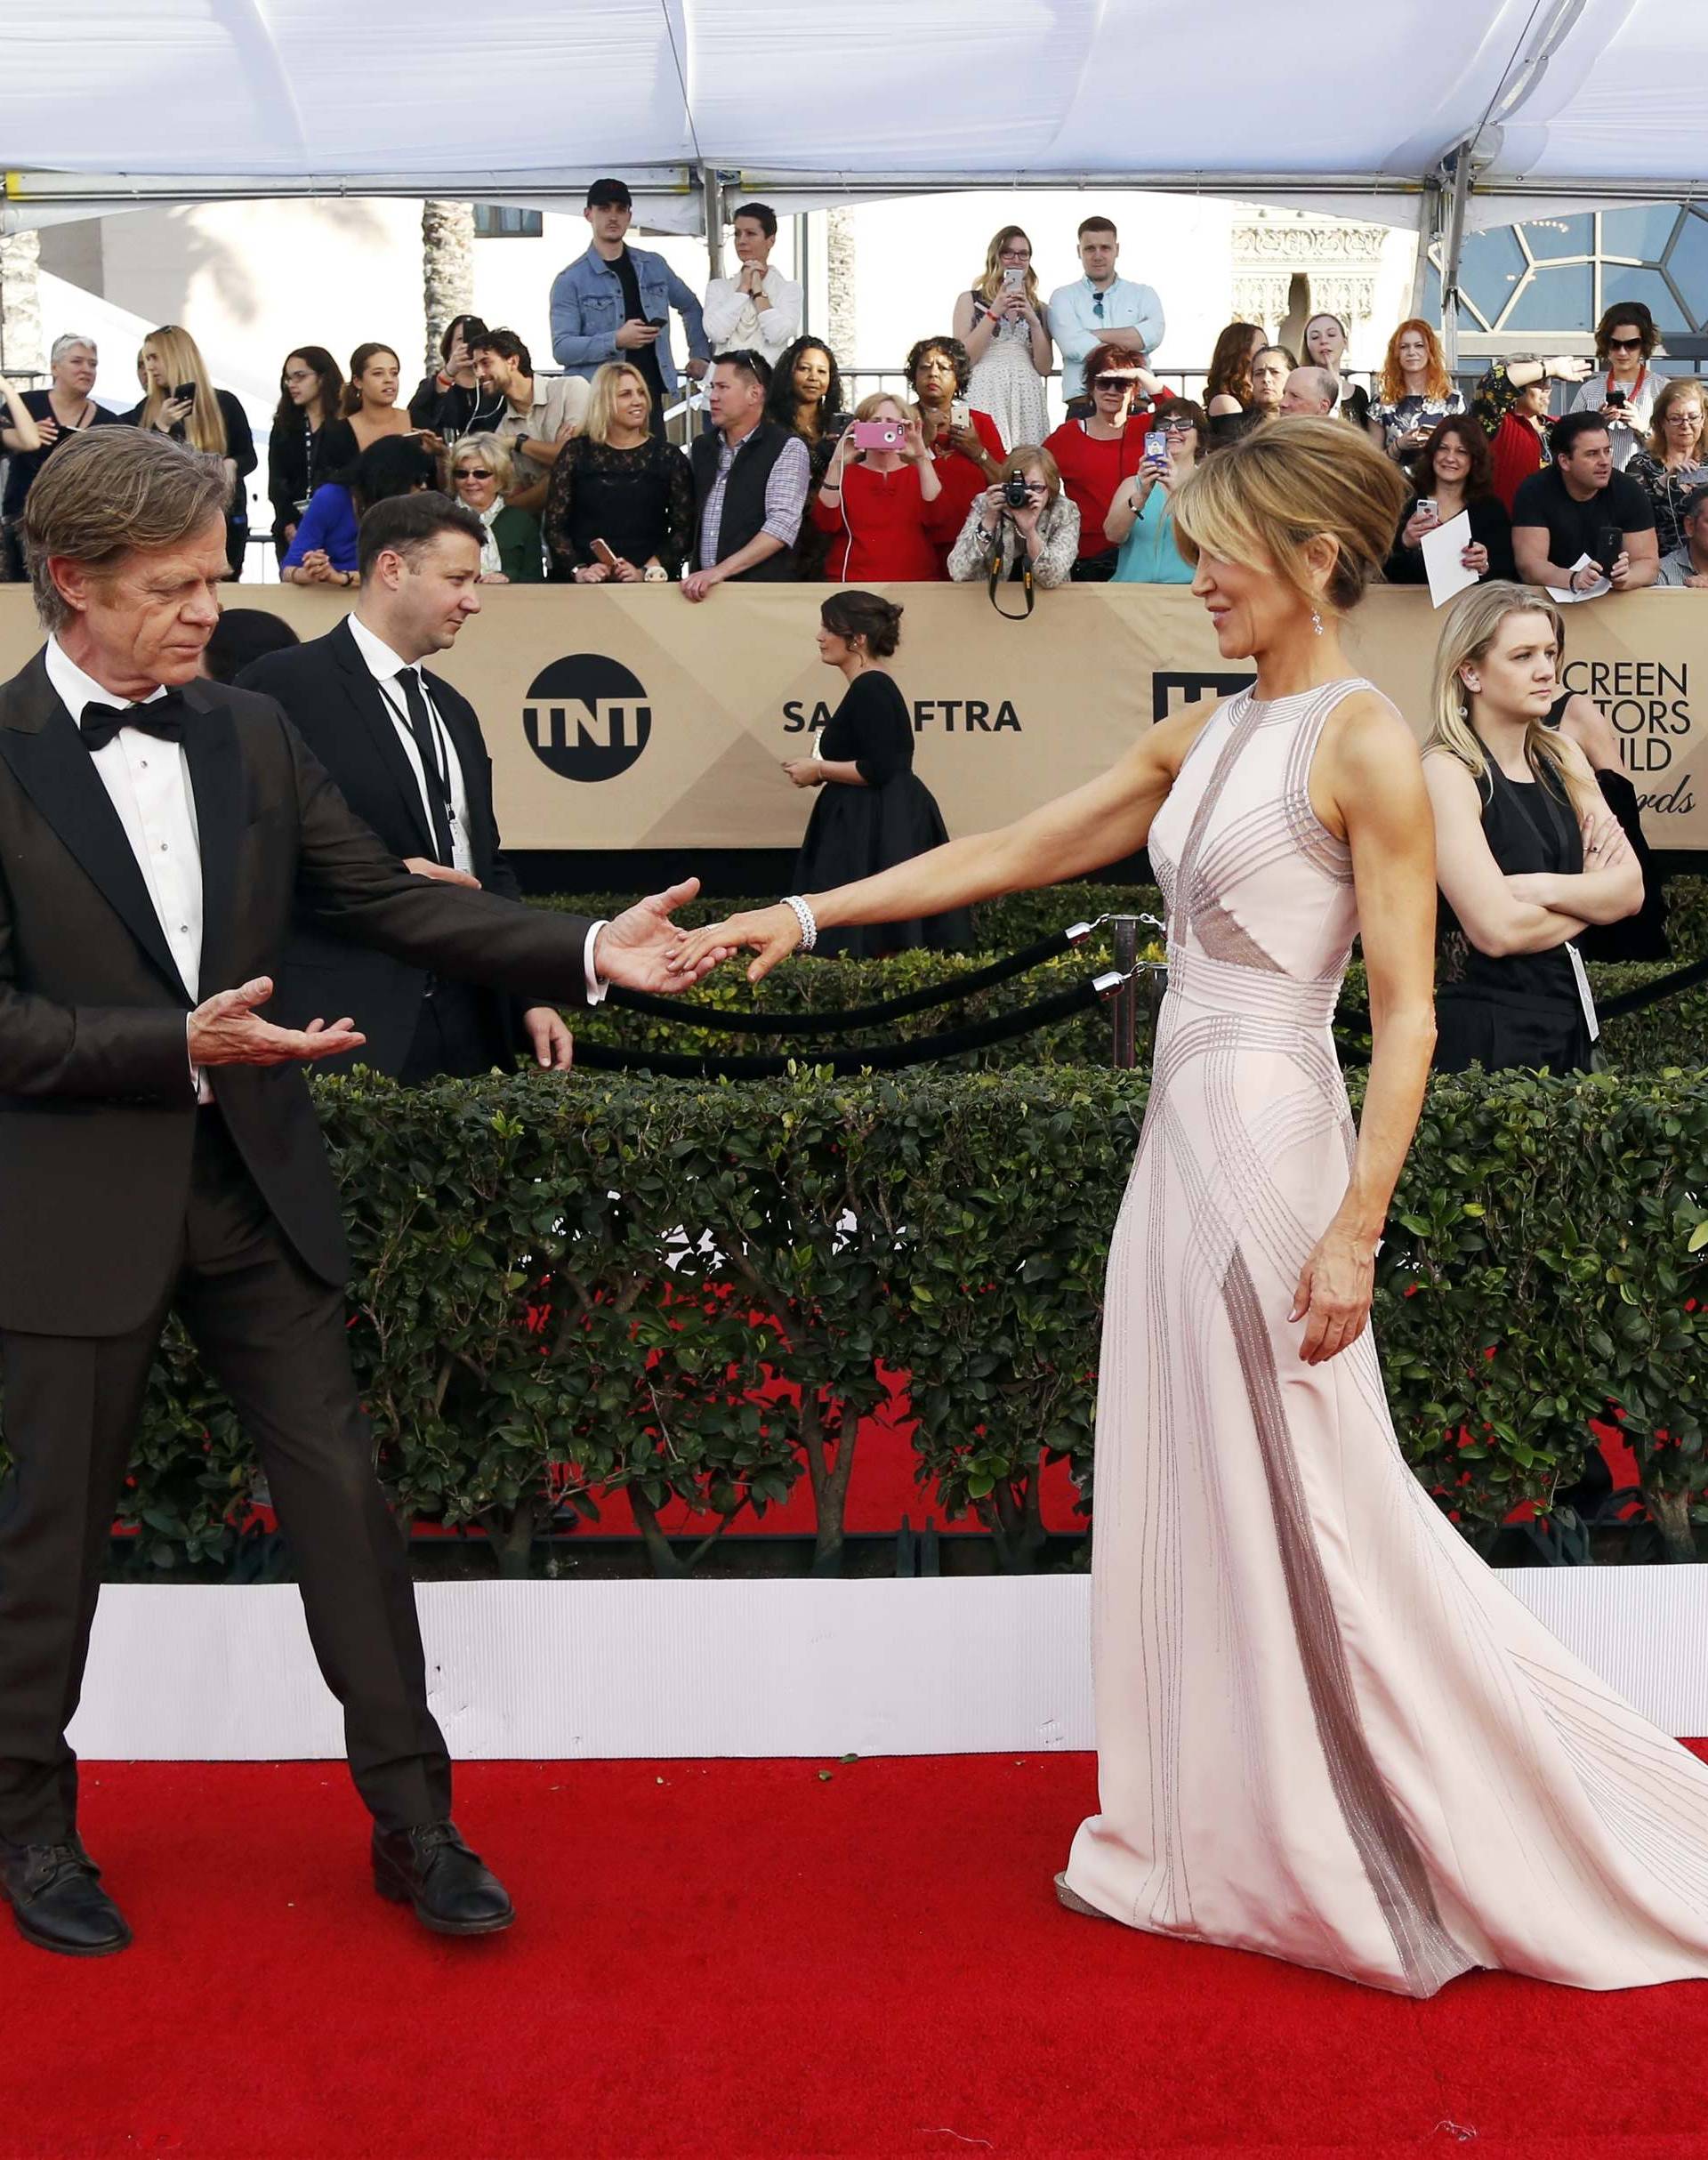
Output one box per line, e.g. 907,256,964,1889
667,903,805,986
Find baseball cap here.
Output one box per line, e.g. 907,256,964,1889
586,178,632,209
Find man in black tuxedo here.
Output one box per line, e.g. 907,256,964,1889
0,426,713,1958
238,494,575,1082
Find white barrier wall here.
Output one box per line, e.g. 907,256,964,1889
68,1570,1708,1761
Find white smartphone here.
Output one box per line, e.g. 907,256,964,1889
949,398,971,431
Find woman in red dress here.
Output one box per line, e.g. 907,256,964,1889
811,394,948,582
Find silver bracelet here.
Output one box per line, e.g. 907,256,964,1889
782,894,818,953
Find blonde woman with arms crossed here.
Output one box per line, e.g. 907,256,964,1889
1424,584,1641,1077
673,420,1708,1998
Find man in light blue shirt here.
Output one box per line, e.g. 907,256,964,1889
1047,215,1165,407
549,177,709,433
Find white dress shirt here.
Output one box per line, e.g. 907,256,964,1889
45,635,209,1098
343,611,608,1003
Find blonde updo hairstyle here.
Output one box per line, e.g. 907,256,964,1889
1170,415,1411,618
1424,582,1598,823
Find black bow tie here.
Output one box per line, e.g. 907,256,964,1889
79,689,190,755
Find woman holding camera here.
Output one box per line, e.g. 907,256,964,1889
946,445,1079,587
782,590,972,956
952,226,1052,454
1384,415,1514,586
811,394,947,583
1105,400,1206,583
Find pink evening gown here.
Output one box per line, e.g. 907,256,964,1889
1062,677,1708,1995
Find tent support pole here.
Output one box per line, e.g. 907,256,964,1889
1438,148,1472,371
703,167,724,282
1408,177,1440,318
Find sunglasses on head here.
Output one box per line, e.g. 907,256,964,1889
1607,335,1645,351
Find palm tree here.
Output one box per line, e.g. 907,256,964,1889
421,199,475,374
0,226,44,384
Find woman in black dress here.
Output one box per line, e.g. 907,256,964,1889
786,591,973,957
542,361,693,583
126,324,257,578
1422,584,1643,1076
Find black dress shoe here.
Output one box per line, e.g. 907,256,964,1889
372,1820,514,1936
0,1834,132,1957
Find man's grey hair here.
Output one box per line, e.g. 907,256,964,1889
50,333,98,367
23,426,230,633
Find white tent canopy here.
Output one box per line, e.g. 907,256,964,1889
2,0,1702,241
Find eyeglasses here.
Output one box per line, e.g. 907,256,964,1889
1607,335,1645,351
283,371,316,386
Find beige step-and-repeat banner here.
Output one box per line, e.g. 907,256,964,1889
2,584,1703,850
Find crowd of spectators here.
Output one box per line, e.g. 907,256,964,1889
2,180,1706,613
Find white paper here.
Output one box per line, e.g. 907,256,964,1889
1567,943,1600,1043
1546,553,1610,605
1420,510,1479,609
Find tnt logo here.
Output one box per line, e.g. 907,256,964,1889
522,654,652,782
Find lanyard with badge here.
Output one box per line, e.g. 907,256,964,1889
378,673,459,860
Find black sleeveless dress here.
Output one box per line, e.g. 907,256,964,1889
1434,745,1593,1076
793,671,974,958
1543,690,1669,961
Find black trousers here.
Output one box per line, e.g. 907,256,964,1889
0,1108,450,1844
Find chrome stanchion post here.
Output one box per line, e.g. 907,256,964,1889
1110,915,1139,1070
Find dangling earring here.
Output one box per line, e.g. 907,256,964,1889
1310,608,1325,638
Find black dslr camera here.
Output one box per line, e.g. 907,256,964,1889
1001,473,1031,509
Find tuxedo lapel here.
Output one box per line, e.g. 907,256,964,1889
329,619,436,858
181,682,245,997
0,653,192,1004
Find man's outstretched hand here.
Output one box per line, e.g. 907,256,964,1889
189,977,366,1067
593,878,735,993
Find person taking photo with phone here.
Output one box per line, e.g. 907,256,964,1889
813,395,948,583
905,336,1006,574
1511,412,1659,596
1105,400,1206,584
1044,342,1167,582
1384,415,1514,587
125,325,256,579
946,444,1079,588
1567,303,1662,471
952,226,1052,452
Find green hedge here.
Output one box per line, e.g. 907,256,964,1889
27,1066,1706,1578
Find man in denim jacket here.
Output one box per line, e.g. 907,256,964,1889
550,178,710,435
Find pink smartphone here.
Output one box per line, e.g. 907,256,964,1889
591,538,620,569
851,419,903,451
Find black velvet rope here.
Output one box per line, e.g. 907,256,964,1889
573,976,1108,1079
1594,953,1708,1021
604,926,1083,1036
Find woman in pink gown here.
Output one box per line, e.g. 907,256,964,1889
669,417,1708,1997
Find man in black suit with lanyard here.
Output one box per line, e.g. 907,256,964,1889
0,427,713,1958
239,493,574,1081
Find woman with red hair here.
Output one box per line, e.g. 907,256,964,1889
1366,320,1463,461
1043,340,1172,580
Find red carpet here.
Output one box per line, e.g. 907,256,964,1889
8,1753,1708,2160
